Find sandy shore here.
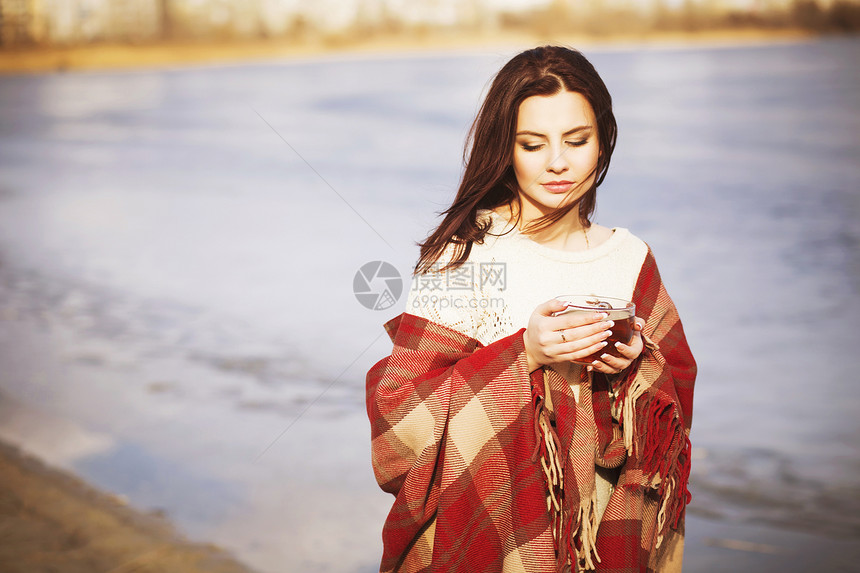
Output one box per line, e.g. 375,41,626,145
0,27,817,74
0,439,255,573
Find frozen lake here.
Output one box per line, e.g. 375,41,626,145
0,37,858,572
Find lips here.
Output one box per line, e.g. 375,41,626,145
541,181,575,194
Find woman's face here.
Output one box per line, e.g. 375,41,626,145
512,90,600,221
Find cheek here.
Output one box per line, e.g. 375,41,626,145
588,142,601,165
513,151,543,181
575,145,600,172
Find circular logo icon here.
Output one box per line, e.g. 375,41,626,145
353,261,403,311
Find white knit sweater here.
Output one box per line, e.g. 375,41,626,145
405,209,649,346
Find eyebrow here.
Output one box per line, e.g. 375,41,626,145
515,125,594,137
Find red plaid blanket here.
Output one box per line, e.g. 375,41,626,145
367,250,696,572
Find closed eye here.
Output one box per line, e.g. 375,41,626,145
566,139,588,147
520,143,543,152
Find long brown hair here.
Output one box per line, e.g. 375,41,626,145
415,46,617,274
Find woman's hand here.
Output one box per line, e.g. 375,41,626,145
587,317,645,375
523,298,616,372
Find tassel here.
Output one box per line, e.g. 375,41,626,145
614,339,692,551
559,489,602,572
532,372,567,569
655,476,673,549
637,395,692,547
620,375,648,457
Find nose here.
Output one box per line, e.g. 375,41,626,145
546,149,569,174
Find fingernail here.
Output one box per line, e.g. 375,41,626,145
605,320,615,328
600,354,610,360
600,341,608,347
595,312,608,320
615,342,623,348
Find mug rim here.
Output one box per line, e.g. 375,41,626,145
555,294,635,312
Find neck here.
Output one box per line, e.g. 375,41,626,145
500,202,591,251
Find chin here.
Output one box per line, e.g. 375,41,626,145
518,189,584,218
539,194,581,213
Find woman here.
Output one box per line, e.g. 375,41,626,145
366,46,696,573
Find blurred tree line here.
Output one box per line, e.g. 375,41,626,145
507,0,860,35
790,0,860,30
1,0,858,48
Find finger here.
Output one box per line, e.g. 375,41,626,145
588,359,622,375
633,317,645,331
541,297,574,318
556,317,614,343
547,317,613,350
546,299,611,327
566,321,615,350
560,338,609,363
556,310,610,330
613,332,643,359
594,352,628,372
612,341,637,360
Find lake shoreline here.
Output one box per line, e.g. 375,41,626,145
0,438,257,573
0,27,819,74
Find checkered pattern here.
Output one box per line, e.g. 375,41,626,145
366,249,696,572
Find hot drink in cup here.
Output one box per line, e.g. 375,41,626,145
555,295,636,365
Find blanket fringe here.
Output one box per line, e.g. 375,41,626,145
535,344,690,570
619,375,647,458
570,489,600,571
532,378,565,568
616,395,691,549
614,335,691,546
659,434,692,539
532,372,601,572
